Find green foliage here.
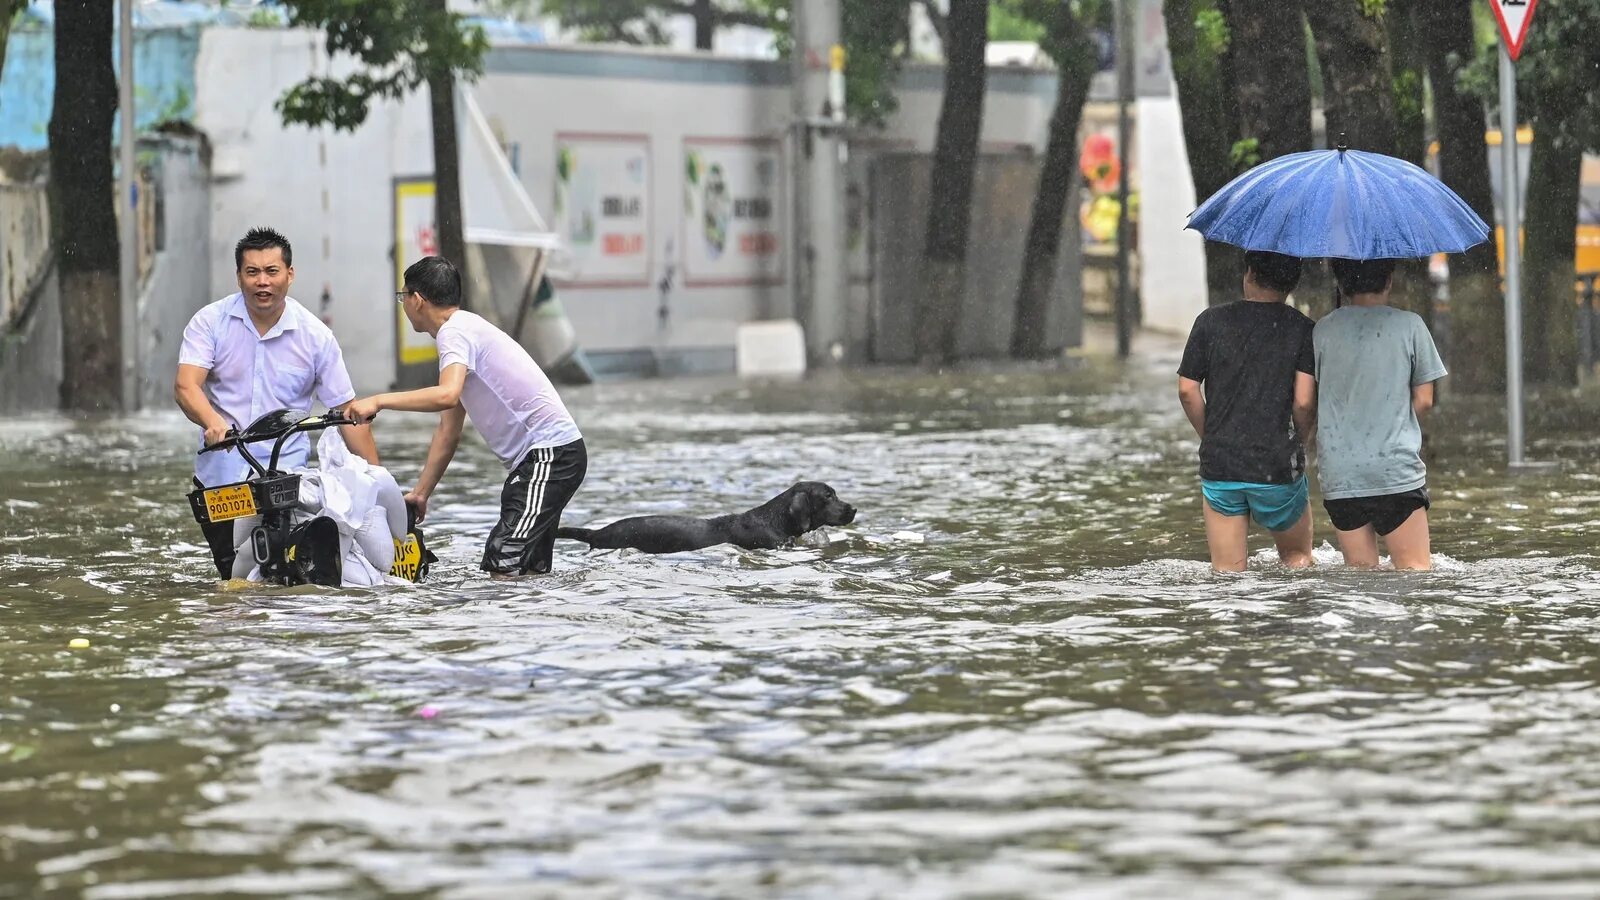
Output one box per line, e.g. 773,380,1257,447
245,7,284,28
1359,0,1386,21
151,86,193,126
1194,6,1229,57
1229,136,1260,170
995,0,1106,66
1392,67,1423,125
989,1,1046,42
275,0,489,132
840,0,910,127
1462,0,1600,152
538,0,779,45
539,0,674,44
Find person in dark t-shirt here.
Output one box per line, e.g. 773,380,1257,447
1177,250,1317,571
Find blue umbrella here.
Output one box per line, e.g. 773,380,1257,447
1186,147,1491,259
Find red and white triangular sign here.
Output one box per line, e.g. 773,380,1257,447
1490,0,1539,61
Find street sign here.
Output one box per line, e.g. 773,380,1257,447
1489,0,1539,60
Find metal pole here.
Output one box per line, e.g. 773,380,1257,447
1114,0,1135,359
788,0,810,328
791,0,849,365
1499,42,1524,466
118,0,138,411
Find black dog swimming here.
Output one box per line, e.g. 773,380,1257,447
557,482,856,554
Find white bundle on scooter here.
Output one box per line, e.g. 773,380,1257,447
230,430,411,586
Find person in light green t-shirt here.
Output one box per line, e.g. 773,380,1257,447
1313,258,1447,570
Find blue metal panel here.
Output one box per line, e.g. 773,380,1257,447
0,24,200,152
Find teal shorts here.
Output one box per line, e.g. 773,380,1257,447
1201,475,1309,533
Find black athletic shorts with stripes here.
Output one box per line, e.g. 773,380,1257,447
482,438,587,575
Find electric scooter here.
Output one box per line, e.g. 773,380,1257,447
186,408,434,586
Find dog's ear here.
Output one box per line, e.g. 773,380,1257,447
784,487,815,535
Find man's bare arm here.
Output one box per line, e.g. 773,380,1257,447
1178,376,1206,440
347,365,468,422
175,364,231,446
406,404,466,524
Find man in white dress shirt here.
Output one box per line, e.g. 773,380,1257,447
174,227,379,579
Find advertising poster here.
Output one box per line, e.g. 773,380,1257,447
553,134,652,287
393,177,438,366
682,138,784,287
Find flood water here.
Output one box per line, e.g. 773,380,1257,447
4,330,1600,898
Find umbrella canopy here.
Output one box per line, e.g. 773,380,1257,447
1186,148,1491,259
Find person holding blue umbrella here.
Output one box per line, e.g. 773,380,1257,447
1187,144,1490,570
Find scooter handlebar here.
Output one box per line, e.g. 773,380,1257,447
197,428,241,455
193,411,352,458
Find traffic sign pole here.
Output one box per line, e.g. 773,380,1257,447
1488,0,1558,474
1499,40,1525,466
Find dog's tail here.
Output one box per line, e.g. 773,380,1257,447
555,526,595,546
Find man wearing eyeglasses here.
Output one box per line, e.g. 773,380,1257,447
174,226,380,578
348,255,585,580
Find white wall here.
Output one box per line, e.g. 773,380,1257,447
191,33,1070,390
1136,94,1208,334
195,28,432,394
473,48,1062,361
473,49,794,358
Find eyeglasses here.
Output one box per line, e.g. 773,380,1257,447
395,290,410,304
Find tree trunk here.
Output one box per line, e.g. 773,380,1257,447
691,0,713,50
1305,0,1396,155
50,0,121,412
1012,6,1095,359
1521,121,1581,386
1229,0,1311,162
919,0,986,364
1163,0,1242,306
0,0,25,80
1387,0,1427,166
1422,0,1501,392
426,29,468,311
1388,1,1433,338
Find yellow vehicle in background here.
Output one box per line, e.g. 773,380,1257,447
1451,127,1600,275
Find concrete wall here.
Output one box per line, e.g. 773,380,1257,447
3,22,1213,386
0,181,49,329
870,153,1082,364
474,48,1069,374
0,179,57,414
136,135,212,409
184,33,1076,389
0,269,60,413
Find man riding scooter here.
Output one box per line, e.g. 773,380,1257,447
174,227,380,579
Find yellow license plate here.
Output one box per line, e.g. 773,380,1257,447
203,484,257,522
391,534,423,581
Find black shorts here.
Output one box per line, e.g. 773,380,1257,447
1324,487,1430,537
482,438,587,575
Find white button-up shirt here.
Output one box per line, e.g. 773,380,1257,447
179,293,357,486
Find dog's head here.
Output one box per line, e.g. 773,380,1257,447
778,481,856,536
